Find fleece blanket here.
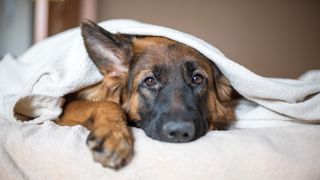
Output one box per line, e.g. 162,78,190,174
0,19,320,180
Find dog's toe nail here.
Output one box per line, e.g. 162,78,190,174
87,131,133,169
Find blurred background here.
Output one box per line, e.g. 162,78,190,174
0,0,319,78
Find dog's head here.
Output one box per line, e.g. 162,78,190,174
80,20,235,143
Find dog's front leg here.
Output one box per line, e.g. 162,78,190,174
57,100,133,169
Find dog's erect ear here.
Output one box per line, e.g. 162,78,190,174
81,20,133,76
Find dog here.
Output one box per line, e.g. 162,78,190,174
56,20,235,169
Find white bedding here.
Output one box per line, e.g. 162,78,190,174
0,19,320,180
1,119,319,180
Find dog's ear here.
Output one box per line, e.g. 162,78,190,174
212,66,233,103
207,65,235,130
81,20,133,77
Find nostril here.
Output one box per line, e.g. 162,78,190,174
162,121,195,142
183,132,189,138
169,131,176,138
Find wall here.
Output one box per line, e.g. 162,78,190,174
0,0,33,56
98,0,320,78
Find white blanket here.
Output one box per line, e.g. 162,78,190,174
0,19,320,180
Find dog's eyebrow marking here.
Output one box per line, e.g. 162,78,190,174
184,60,198,72
153,64,169,83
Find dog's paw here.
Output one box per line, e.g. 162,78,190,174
86,128,133,169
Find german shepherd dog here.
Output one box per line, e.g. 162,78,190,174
56,20,235,169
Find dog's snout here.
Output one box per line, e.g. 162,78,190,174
162,121,195,142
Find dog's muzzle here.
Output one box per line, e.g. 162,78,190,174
137,85,208,143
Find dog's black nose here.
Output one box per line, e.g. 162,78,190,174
162,121,195,142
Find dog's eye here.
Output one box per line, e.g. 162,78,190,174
144,77,157,87
192,74,204,85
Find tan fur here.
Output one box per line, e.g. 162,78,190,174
57,100,132,169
